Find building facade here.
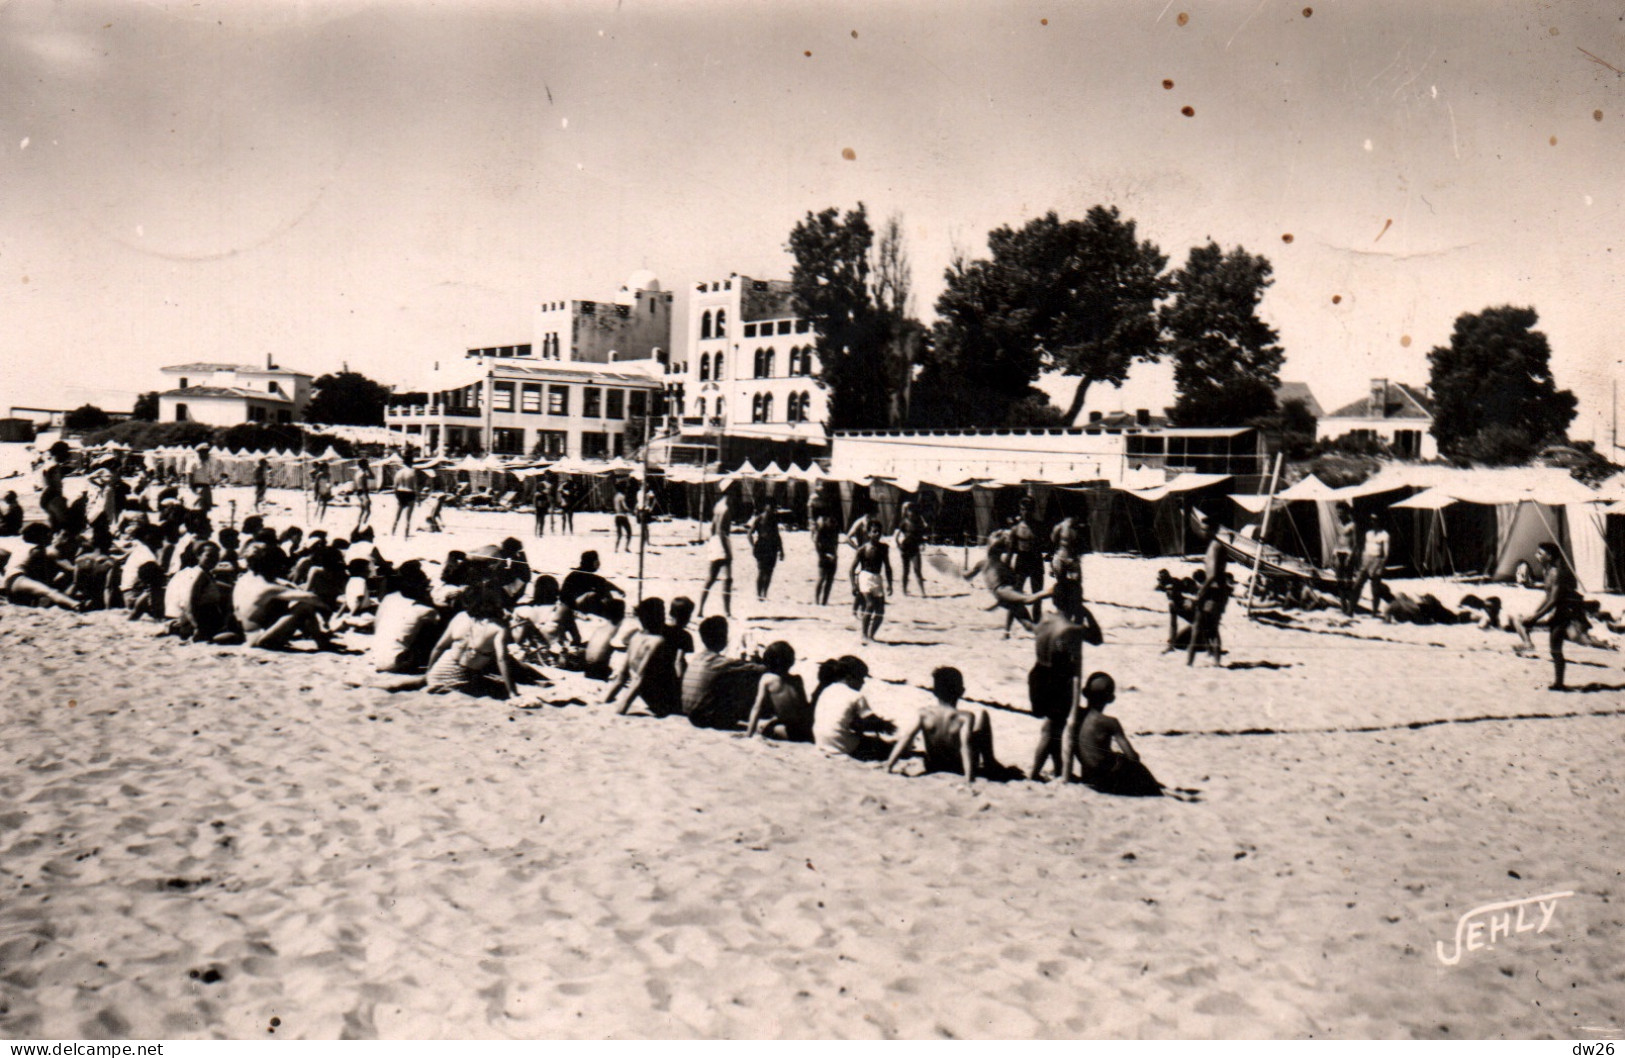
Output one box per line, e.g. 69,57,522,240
660,273,829,464
531,271,673,365
386,359,664,459
1317,378,1437,459
156,361,312,426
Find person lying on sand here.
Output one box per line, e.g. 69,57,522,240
605,597,683,718
885,666,1010,785
812,655,895,761
233,542,335,651
744,640,813,741
1063,672,1162,796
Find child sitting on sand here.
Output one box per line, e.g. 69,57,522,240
885,666,1009,785
745,640,814,741
604,597,683,718
1065,672,1162,796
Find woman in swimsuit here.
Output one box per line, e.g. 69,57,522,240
424,581,517,698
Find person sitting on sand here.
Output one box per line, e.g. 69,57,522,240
370,562,441,674
559,550,623,621
422,581,518,698
1064,672,1162,796
233,542,335,651
605,597,683,718
1,523,82,610
680,615,768,730
745,640,814,741
166,540,236,643
0,490,23,536
510,575,571,662
582,597,629,681
664,595,696,664
812,655,895,761
885,666,1009,785
115,522,165,610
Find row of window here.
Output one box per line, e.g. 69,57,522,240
743,319,810,338
751,391,817,423
454,427,623,460
441,382,654,420
752,346,818,378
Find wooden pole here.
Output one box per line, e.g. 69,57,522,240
1243,452,1285,613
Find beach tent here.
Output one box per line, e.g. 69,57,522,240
1119,473,1232,556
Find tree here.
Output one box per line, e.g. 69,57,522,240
132,392,160,422
64,404,111,431
787,203,912,431
1427,306,1576,463
1251,397,1318,459
1165,242,1284,427
928,207,1169,427
304,371,391,426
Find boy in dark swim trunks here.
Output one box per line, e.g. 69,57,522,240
1065,672,1161,795
1513,541,1594,690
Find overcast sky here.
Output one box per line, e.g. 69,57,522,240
2,0,1620,440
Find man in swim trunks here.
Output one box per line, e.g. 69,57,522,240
612,485,633,553
885,666,1008,785
853,521,894,643
1010,496,1047,619
1513,541,1588,690
977,532,1052,636
353,458,373,532
895,501,928,596
1187,514,1230,667
1064,671,1160,795
813,509,840,606
1345,511,1388,616
698,486,734,618
391,456,421,538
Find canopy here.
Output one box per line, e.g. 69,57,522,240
1279,474,1339,502
1392,486,1458,511
1123,472,1231,503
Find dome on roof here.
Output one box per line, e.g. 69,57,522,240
623,270,661,295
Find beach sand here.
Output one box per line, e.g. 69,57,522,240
1,484,1622,1039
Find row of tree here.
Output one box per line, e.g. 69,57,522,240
787,202,1578,464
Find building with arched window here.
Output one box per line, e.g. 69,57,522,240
659,272,830,466
530,273,673,366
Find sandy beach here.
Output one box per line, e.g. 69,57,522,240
2,484,1622,1039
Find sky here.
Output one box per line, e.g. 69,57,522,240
1,0,1621,443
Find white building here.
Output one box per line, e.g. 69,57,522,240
1317,378,1437,460
156,361,313,426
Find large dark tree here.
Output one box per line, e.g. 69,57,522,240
1165,242,1284,427
788,203,918,431
304,370,391,426
1427,305,1576,463
64,404,111,430
927,207,1169,427
132,391,160,422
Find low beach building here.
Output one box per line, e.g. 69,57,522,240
156,360,312,426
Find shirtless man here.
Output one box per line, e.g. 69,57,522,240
605,597,682,717
895,501,928,597
698,486,734,617
353,458,373,533
1513,541,1590,690
885,666,1006,785
252,458,269,512
1010,497,1047,619
972,532,1052,636
390,457,421,538
312,465,333,523
812,509,840,606
1187,514,1230,667
232,543,334,651
1028,577,1102,781
1050,514,1082,556
1,523,81,610
612,486,633,553
853,522,894,643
